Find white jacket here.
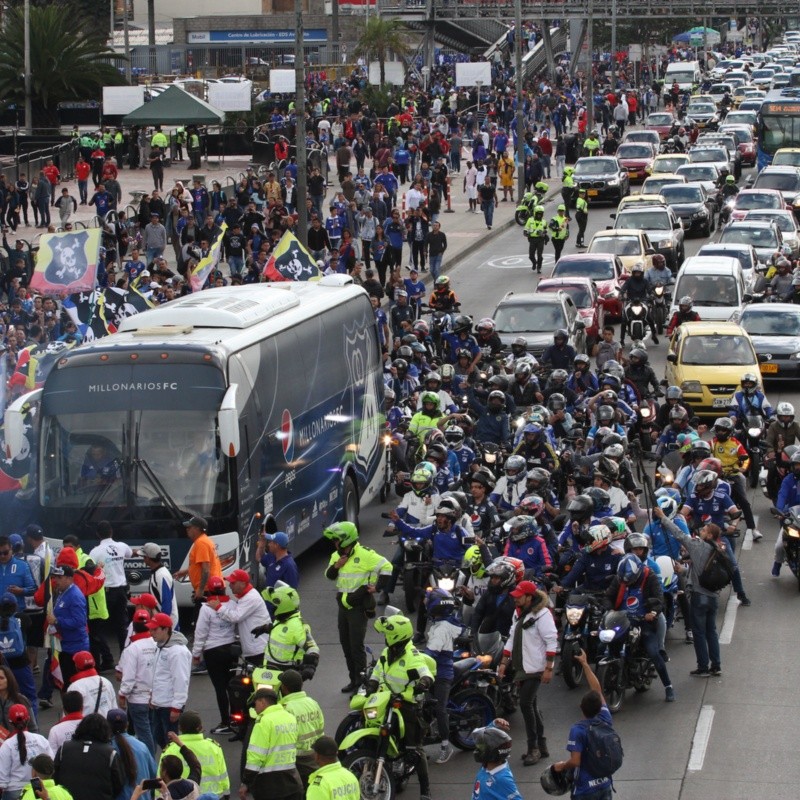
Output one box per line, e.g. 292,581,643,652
70,674,118,718
503,592,558,675
396,491,438,525
150,631,192,709
193,602,236,657
118,635,158,705
0,732,52,790
216,586,270,657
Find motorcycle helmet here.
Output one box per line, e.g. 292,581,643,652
463,545,487,577
593,427,613,445
374,613,413,646
514,361,533,381
397,344,414,361
452,314,473,335
553,329,568,344
424,429,446,447
584,487,610,513
597,405,616,424
489,375,510,393
262,582,300,615
777,402,795,428
624,532,650,558
655,486,682,504
401,334,417,346
486,558,517,591
603,443,625,460
596,456,619,483
444,425,465,447
697,457,723,477
505,454,527,481
434,275,450,291
476,317,496,337
550,368,568,386
631,262,644,275
384,387,396,405
440,363,455,381
584,524,612,553
323,521,359,550
504,515,539,543
713,416,734,441
617,553,643,585
427,443,449,466
602,360,625,382
629,347,648,365
424,372,442,391
540,764,572,796
652,253,667,270
488,390,506,412
533,206,545,218
522,422,544,445
600,432,625,449
441,491,469,514
574,353,591,371
669,405,689,424
690,439,712,459
548,393,566,412
601,516,628,539
656,495,679,520
791,450,800,476
470,468,496,491
421,391,441,413
776,257,791,272
740,373,758,396
526,467,551,493
665,385,683,402
410,462,436,496
692,469,718,498
410,342,427,358
473,725,513,765
567,494,594,522
425,587,457,619
725,173,736,184
500,556,526,585
511,337,528,357
456,348,473,362
413,319,430,337
518,494,545,517
600,374,621,393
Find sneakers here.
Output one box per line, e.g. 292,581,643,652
210,723,233,735
191,663,208,675
772,561,782,578
690,668,710,677
435,742,454,764
38,698,53,709
665,686,675,702
709,666,722,677
659,649,670,663
522,748,541,766
685,629,694,644
738,594,752,607
749,528,763,541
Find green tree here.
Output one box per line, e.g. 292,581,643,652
354,17,409,87
0,4,125,129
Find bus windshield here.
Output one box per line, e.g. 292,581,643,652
760,111,800,154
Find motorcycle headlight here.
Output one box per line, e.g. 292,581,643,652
748,427,762,438
383,434,393,447
660,241,674,248
787,527,800,538
599,629,616,643
565,608,584,625
365,709,379,719
485,452,496,464
438,577,455,592
681,380,703,393
640,407,652,419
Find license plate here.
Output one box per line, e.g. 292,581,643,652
712,397,731,408
588,189,599,197
760,362,779,374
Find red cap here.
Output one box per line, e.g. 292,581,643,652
56,547,79,568
132,593,158,609
225,569,251,584
8,703,29,724
132,609,150,624
73,651,95,671
509,580,539,598
146,612,174,630
205,576,226,594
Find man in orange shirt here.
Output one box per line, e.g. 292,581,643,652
172,516,222,601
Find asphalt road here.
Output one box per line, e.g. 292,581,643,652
41,161,800,799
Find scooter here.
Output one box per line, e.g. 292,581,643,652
770,506,800,590
650,285,670,333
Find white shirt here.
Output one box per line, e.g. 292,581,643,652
89,538,133,588
48,717,82,752
0,732,53,790
118,635,158,705
215,586,270,658
406,187,425,210
70,673,118,718
192,602,236,658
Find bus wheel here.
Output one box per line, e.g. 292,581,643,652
343,475,360,528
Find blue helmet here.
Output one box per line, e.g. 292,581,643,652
617,553,643,585
425,587,457,619
655,486,682,505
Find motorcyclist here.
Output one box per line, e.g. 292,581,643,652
541,330,577,372
777,450,800,513
456,543,492,612
655,385,695,429
769,258,794,301
568,353,599,397
619,263,659,345
557,493,596,555
728,373,774,427
600,361,640,409
592,460,635,524
471,557,519,639
547,392,577,439
467,469,503,545
502,515,553,577
367,612,434,800
513,423,559,472
508,360,543,407
557,523,621,593
645,253,674,289
625,348,660,400
490,455,529,516
390,290,416,339
665,295,700,336
766,402,800,460
541,368,579,408
467,388,513,448
474,317,505,357
428,275,460,313
587,388,636,428
417,372,458,415
523,467,560,521
392,499,474,568
719,172,739,197
442,314,481,368
445,424,476,477
410,391,451,438
426,442,458,493
504,337,539,373
387,357,419,403
603,554,675,702
585,404,629,449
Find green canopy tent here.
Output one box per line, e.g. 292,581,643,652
122,84,224,126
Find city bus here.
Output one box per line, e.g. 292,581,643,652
756,89,800,170
6,278,384,604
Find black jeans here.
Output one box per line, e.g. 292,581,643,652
88,617,114,667
203,642,235,723
337,604,368,684
411,240,426,270
432,678,452,743
518,674,545,750
528,237,545,270
401,703,430,795
105,585,130,655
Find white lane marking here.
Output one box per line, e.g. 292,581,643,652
719,594,739,645
688,705,716,772
742,529,753,551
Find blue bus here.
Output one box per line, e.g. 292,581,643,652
756,89,800,170
7,278,384,604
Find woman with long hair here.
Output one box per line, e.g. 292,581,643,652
107,708,157,800
0,665,37,733
0,704,52,800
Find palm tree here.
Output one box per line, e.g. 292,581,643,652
355,17,410,86
0,5,126,130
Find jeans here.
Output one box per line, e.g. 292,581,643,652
128,701,156,756
411,240,426,269
541,154,552,178
640,625,671,687
556,155,566,176
481,200,495,228
722,535,747,597
227,255,244,276
37,199,50,227
146,246,164,264
691,592,721,670
518,674,544,750
11,665,38,719
728,472,756,529
78,180,88,203
152,705,179,749
432,678,452,742
429,254,443,280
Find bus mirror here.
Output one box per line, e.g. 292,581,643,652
5,389,42,460
218,384,240,458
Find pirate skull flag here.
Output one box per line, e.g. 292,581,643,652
263,231,321,282
30,229,102,295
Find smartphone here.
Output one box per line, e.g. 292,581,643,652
31,778,43,793
142,780,161,791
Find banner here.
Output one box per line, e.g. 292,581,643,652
190,224,227,292
8,340,78,393
263,230,320,282
455,62,492,87
30,230,102,296
63,286,154,342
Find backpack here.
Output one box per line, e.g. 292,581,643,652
582,718,624,778
0,616,25,659
698,540,734,592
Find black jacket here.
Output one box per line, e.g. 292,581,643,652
55,739,126,800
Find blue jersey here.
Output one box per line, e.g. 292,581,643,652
505,536,553,575
394,518,473,564
682,488,735,528
644,516,689,559
567,707,615,796
451,444,476,473
471,763,523,800
442,332,480,363
777,474,800,512
561,549,621,591
728,390,773,421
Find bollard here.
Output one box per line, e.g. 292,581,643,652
444,176,454,213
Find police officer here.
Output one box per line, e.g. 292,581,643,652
323,522,392,693
278,669,324,789
561,166,575,219
524,205,547,273
305,736,359,800
242,687,302,800
368,612,434,800
253,582,319,677
549,204,569,260
575,188,589,248
188,127,202,170
158,711,230,799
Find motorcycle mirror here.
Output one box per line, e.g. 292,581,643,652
384,605,402,617
610,213,617,219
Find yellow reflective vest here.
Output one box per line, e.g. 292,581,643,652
326,543,391,610
246,703,297,774
306,762,360,800
279,690,325,756
160,733,230,797
262,612,319,668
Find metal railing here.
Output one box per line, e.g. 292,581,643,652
4,140,82,183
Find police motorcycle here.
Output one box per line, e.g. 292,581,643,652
769,506,800,590
514,184,548,226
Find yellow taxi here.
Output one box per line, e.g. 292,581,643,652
665,321,761,417
587,228,655,271
641,173,686,195
773,148,800,168
617,193,667,212
647,153,691,175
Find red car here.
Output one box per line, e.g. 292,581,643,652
549,253,628,321
729,188,786,222
535,277,605,346
720,124,757,166
645,112,677,140
615,142,657,183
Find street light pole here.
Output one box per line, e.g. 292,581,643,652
295,0,308,247
23,0,31,135
515,0,524,202
123,0,132,84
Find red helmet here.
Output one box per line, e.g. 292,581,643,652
697,457,723,477
499,556,525,585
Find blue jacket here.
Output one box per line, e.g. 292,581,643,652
53,582,89,654
561,549,621,591
728,390,773,422
0,557,37,612
644,516,689,559
394,518,472,564
778,473,800,513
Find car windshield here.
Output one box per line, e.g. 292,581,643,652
648,114,673,125
736,193,782,210
681,334,754,365
674,274,739,307
553,258,615,279
773,152,800,166
661,185,704,203
589,236,642,257
676,166,717,181
689,149,727,163
754,173,800,191
723,128,753,143
745,212,795,232
625,133,656,143
741,310,800,336
538,284,592,307
709,84,730,93
697,248,753,270
618,145,652,158
689,104,716,114
643,178,683,193
726,112,757,126
720,226,780,247
495,304,567,333
576,159,617,175
653,157,686,171
616,211,671,230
